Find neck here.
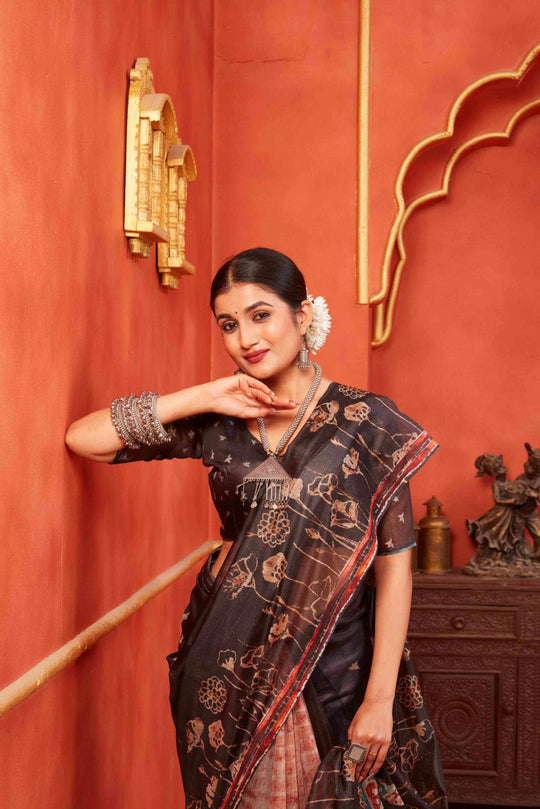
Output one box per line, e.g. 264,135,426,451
262,363,318,403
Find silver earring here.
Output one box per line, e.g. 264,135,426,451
297,337,311,368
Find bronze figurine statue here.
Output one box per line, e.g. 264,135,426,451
465,444,540,577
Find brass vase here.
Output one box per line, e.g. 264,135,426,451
418,496,451,574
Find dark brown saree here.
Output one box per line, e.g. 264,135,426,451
110,383,447,809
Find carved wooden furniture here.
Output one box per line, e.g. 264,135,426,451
409,570,540,806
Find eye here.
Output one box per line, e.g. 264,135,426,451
253,311,270,322
221,321,237,333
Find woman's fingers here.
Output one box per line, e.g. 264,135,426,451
355,748,375,781
243,406,276,419
239,375,273,393
370,743,388,776
247,387,275,406
237,376,274,401
243,390,296,412
237,376,260,402
237,379,274,407
249,389,296,410
350,741,389,781
234,375,297,409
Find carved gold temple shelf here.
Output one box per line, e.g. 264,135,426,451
124,58,197,289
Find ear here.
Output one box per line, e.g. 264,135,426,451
297,299,313,334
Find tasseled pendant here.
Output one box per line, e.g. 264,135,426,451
237,455,302,509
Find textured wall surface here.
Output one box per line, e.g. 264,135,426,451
211,0,367,385
0,1,214,807
368,0,540,566
2,1,540,806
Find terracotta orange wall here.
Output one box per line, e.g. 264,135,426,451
3,1,540,806
0,1,213,807
212,0,540,567
369,0,540,565
211,0,368,384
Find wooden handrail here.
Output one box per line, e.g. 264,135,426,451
0,539,220,719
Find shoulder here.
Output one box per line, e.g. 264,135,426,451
330,382,397,411
331,385,424,435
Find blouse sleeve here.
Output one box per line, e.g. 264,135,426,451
369,394,438,528
108,414,204,465
376,481,416,556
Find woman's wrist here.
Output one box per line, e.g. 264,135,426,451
361,690,395,707
156,384,211,422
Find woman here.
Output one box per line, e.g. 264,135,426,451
65,248,447,809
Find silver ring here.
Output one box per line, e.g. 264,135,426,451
344,742,368,763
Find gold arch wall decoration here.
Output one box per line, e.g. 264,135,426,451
124,58,197,289
374,99,540,347
364,42,540,347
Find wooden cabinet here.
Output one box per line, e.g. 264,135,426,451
409,570,540,806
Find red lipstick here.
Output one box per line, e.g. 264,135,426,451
244,349,269,363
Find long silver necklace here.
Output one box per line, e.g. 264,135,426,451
237,363,322,510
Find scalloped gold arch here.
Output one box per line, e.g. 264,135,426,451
359,38,540,347
373,99,540,346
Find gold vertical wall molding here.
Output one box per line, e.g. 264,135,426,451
124,58,197,289
357,0,370,304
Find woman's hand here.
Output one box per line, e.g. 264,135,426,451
202,375,297,420
346,697,393,780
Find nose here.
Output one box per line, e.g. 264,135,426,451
237,320,258,350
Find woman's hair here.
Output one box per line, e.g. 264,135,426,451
210,247,307,313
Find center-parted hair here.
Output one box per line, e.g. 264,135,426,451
210,247,307,313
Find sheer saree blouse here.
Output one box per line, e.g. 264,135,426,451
109,381,417,556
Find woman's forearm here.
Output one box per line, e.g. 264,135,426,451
346,550,413,778
64,384,211,462
363,551,413,705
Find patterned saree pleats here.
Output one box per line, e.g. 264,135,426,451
239,694,321,809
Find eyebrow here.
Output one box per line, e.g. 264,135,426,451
215,300,274,322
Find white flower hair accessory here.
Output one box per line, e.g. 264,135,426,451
305,292,332,353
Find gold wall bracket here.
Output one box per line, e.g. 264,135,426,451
124,58,197,289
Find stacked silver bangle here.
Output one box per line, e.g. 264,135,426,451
110,391,172,450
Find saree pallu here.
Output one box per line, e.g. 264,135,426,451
171,545,447,809
180,550,322,809
163,387,448,809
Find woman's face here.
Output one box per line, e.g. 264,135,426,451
213,282,311,378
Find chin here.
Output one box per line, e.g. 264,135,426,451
243,362,278,380
244,365,273,379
